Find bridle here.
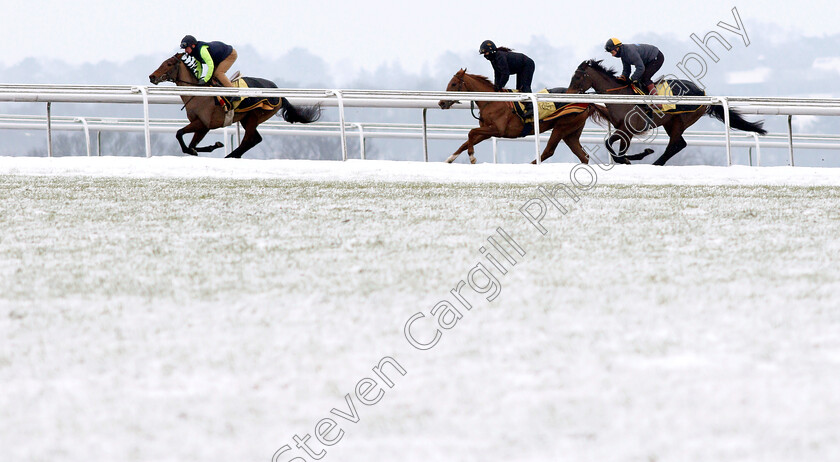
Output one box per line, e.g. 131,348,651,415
455,74,482,122
161,57,199,86
447,73,483,121
153,56,203,109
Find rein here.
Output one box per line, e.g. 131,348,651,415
605,84,630,92
470,101,481,121
455,74,486,122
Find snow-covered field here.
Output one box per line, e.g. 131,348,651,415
2,157,840,462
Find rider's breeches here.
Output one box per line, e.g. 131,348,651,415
214,49,238,87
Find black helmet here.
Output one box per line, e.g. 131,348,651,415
479,40,497,55
180,35,197,49
605,38,622,52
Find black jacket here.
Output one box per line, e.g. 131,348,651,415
187,40,234,65
487,50,535,89
616,44,661,81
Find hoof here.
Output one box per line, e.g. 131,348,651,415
469,156,477,165
185,148,198,157
611,155,630,165
445,156,456,164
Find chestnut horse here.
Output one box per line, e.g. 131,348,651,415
567,60,766,165
148,54,320,158
438,69,607,164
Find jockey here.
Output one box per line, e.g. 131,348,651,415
479,40,536,118
604,38,664,96
180,35,239,106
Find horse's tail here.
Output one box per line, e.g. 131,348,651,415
278,98,321,124
707,105,767,135
587,103,610,128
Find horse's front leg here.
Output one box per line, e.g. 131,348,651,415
187,128,212,154
446,126,498,164
175,119,208,156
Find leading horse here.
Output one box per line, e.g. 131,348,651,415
148,54,320,158
438,69,608,164
566,60,767,165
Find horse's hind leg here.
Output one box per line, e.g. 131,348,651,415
533,128,564,164
652,136,687,166
652,118,692,166
562,121,590,164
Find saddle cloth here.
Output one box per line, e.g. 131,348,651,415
510,89,589,123
631,80,707,114
230,77,283,113
632,81,677,112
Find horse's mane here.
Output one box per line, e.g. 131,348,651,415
497,47,514,52
466,73,494,88
583,59,619,79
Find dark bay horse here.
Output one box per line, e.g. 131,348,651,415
148,54,320,158
438,69,607,164
566,60,767,165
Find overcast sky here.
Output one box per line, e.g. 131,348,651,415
4,0,839,73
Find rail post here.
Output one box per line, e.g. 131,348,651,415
222,125,230,157
720,97,733,166
422,108,429,162
46,102,53,158
75,117,92,157
134,86,153,158
788,115,795,166
353,123,366,160
330,90,348,161
530,93,541,164
492,137,498,164
750,132,761,167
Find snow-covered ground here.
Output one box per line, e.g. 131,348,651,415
2,157,840,462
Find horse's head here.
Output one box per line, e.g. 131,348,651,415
567,60,622,94
566,61,596,94
148,54,184,85
438,69,468,109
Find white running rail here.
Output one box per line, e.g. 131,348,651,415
2,84,840,164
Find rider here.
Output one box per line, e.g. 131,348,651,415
479,40,536,118
180,35,239,107
604,38,664,96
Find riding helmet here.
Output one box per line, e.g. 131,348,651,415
605,38,622,52
479,40,497,55
180,35,198,49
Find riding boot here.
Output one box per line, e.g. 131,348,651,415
522,101,534,119
647,83,662,111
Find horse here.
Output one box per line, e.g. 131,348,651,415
566,59,767,165
438,69,608,164
148,54,320,158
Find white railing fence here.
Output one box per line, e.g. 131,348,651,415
3,84,840,165
6,114,840,167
